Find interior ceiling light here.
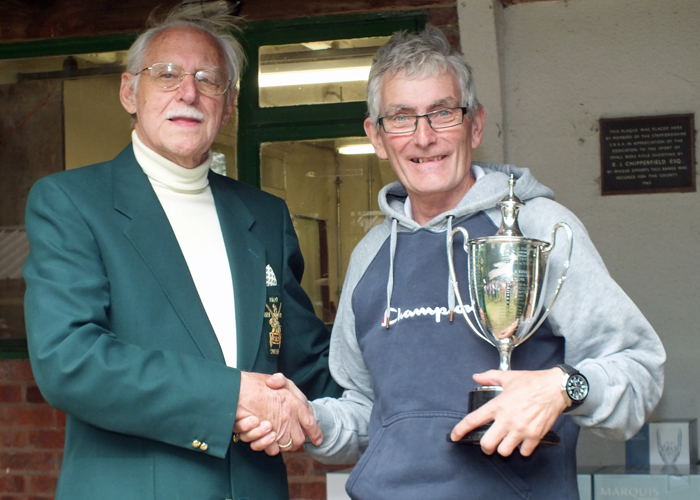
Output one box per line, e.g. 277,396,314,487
300,42,333,51
259,66,371,88
337,144,375,155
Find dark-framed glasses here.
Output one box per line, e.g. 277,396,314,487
136,63,231,96
379,107,468,134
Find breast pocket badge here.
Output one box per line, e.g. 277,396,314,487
265,301,282,356
264,264,282,356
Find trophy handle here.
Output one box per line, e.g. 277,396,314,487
529,222,573,334
447,227,493,345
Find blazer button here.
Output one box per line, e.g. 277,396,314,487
199,442,209,451
192,440,202,448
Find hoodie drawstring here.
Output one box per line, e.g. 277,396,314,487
447,215,456,321
384,218,399,328
385,216,457,329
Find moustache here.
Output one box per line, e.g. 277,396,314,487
166,107,206,121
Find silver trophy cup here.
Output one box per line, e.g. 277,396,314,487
447,175,573,445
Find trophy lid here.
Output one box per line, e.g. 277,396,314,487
497,175,524,237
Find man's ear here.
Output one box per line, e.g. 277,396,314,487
470,106,486,149
221,89,237,125
120,72,137,115
364,117,387,160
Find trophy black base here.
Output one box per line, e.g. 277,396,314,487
447,386,561,447
448,425,561,446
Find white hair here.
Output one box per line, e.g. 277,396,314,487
125,2,245,103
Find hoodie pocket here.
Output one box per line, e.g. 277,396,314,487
346,411,531,500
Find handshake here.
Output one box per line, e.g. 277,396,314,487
235,372,320,456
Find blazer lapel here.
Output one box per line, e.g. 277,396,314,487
209,173,266,372
112,146,225,363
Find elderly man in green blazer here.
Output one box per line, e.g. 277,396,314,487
23,5,341,500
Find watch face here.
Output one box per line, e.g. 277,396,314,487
566,374,589,402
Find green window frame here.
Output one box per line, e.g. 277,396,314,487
236,11,427,186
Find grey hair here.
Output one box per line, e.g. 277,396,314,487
366,25,480,126
126,2,246,103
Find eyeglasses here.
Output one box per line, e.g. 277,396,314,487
378,107,468,134
136,63,231,96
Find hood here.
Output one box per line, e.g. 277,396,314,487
378,162,555,232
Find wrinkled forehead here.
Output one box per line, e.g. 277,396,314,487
145,27,225,69
379,69,461,112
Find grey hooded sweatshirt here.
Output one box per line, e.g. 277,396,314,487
308,163,665,500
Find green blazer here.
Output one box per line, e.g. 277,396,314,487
23,145,341,500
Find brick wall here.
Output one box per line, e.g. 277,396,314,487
286,452,352,500
0,359,351,500
0,360,63,500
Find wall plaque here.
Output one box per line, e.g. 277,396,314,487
600,114,695,195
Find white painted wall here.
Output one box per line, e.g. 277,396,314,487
460,0,700,466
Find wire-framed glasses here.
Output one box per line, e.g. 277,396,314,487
136,63,231,96
378,107,468,134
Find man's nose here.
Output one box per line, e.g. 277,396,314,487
176,73,199,102
413,115,437,146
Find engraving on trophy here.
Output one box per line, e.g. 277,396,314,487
447,175,574,446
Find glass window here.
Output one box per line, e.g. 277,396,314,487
258,36,389,107
0,50,240,346
0,52,132,171
260,138,396,323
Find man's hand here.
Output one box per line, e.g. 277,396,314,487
235,372,321,456
450,368,568,457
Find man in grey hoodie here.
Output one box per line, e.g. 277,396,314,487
238,26,665,500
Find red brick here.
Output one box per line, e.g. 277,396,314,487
0,452,57,472
311,461,353,474
0,385,23,404
27,430,64,450
288,480,326,500
428,6,458,27
0,429,26,448
54,411,66,428
24,387,45,405
284,453,310,476
0,361,36,384
0,408,55,427
1,496,52,500
27,474,58,495
0,474,25,493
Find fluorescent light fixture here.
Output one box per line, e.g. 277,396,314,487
337,144,375,155
259,66,371,88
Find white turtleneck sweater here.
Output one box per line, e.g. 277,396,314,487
132,131,237,367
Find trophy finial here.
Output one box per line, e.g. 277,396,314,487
497,175,524,237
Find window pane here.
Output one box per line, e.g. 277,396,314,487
260,138,396,323
1,51,133,171
258,37,389,107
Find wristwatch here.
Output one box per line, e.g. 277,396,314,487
556,364,588,412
